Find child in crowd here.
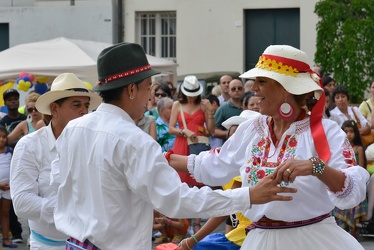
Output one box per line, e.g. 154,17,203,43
0,125,17,248
332,120,367,238
153,211,189,244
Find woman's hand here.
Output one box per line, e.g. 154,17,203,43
183,129,198,144
273,159,313,184
0,183,9,191
178,238,196,250
200,99,213,113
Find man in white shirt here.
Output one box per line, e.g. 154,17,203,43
52,43,296,250
217,75,232,105
10,73,102,249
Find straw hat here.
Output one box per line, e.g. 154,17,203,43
240,45,323,98
36,73,102,115
180,75,203,97
94,43,160,92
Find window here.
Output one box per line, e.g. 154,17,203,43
136,12,176,60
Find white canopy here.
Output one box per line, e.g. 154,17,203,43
0,37,177,85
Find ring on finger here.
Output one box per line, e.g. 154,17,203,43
286,168,292,175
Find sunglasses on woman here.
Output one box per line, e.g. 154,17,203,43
155,93,167,97
27,107,38,113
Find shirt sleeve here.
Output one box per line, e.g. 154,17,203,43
358,100,370,120
10,136,56,224
193,118,256,186
122,137,251,218
354,106,369,127
214,106,226,129
323,120,370,209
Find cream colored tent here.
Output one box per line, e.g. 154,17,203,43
0,37,177,86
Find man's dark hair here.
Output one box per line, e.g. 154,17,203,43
205,94,220,107
99,79,143,103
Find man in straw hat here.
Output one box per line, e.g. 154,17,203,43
10,73,102,249
50,42,296,249
170,45,369,250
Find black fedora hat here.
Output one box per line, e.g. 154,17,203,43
94,43,160,92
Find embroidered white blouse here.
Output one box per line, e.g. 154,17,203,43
191,115,369,222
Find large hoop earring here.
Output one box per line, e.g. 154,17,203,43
279,102,294,121
26,114,32,123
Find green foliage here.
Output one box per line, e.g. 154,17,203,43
315,0,374,103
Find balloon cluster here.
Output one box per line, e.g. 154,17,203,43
16,72,35,91
34,76,49,95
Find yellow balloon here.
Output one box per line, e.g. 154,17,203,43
36,76,48,83
84,82,93,89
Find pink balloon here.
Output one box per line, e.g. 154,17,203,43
19,71,28,78
29,74,35,82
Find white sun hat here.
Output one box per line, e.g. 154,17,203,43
240,45,323,99
222,110,261,130
180,75,203,97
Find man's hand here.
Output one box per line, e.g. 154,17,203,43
249,174,297,205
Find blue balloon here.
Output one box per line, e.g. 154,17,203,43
23,76,30,82
34,83,48,95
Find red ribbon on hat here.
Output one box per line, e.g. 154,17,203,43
98,64,151,85
310,83,330,163
262,54,331,163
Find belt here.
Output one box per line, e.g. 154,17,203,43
187,136,210,145
66,237,100,250
246,213,330,234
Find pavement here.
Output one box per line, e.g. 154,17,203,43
7,218,374,250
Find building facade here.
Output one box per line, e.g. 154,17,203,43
1,0,320,78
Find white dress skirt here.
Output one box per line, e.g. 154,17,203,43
241,217,363,250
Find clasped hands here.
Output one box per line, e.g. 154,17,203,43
250,159,313,204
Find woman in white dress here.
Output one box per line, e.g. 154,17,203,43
171,45,369,250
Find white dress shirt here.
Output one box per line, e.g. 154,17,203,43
10,123,67,241
330,106,369,127
192,116,369,222
52,103,251,250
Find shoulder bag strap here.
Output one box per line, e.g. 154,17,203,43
179,103,192,144
366,100,372,113
351,107,361,127
179,102,188,129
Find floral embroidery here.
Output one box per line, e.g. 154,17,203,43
245,134,297,187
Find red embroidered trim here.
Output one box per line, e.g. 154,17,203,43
98,64,151,85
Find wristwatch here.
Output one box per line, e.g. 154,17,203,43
179,129,184,136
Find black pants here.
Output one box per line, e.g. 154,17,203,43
9,202,22,238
